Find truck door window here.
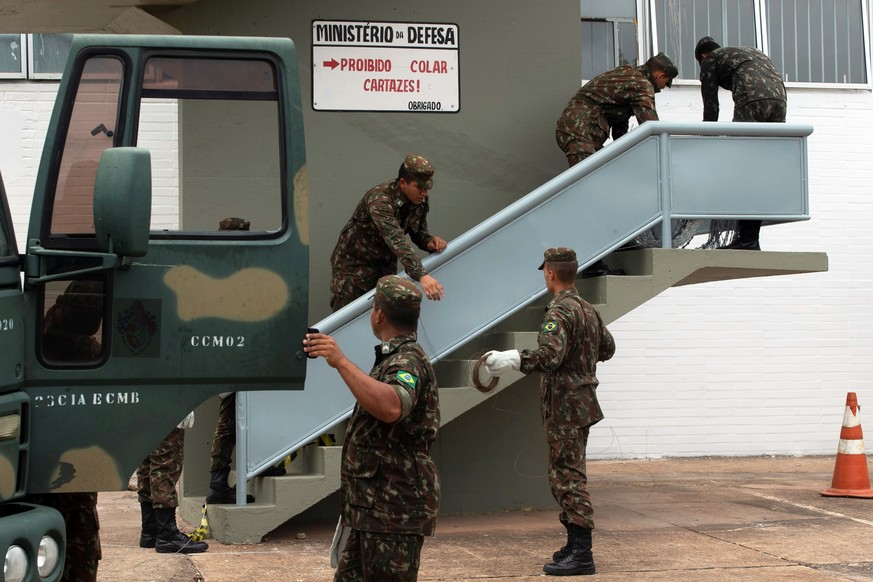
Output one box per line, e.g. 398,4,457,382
138,57,282,235
40,278,106,365
50,57,123,237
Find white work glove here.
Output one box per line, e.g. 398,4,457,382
484,349,521,377
177,411,195,430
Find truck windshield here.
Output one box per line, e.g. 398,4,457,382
50,56,123,237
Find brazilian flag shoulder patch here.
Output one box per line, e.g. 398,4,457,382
396,370,418,389
542,321,559,333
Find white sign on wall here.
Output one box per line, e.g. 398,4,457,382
312,20,460,113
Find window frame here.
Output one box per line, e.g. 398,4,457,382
581,17,641,80
646,0,872,90
0,34,27,80
0,33,72,80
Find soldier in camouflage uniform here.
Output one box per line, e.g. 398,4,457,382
556,53,678,167
137,423,208,554
304,275,440,582
484,248,615,577
329,154,447,311
205,217,265,505
555,55,677,278
23,280,105,581
695,36,787,251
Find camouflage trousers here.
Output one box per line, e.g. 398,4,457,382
137,427,184,509
733,99,786,123
556,129,599,168
334,529,425,582
330,266,394,312
21,492,101,582
211,393,236,472
547,426,594,529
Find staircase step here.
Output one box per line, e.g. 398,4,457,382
183,247,828,543
182,445,342,544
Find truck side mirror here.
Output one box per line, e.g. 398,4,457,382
94,147,152,258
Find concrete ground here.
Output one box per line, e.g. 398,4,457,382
95,456,873,581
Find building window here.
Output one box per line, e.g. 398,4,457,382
764,0,867,84
582,19,639,79
648,0,868,86
651,0,758,81
0,34,73,80
0,35,25,79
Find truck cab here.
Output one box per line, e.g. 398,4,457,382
0,35,309,581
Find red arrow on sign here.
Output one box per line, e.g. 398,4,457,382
323,58,339,70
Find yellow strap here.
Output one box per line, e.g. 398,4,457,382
186,503,210,541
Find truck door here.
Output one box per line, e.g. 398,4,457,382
0,176,23,395
0,173,26,502
21,36,309,493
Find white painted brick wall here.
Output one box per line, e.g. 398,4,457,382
590,84,873,458
1,80,869,459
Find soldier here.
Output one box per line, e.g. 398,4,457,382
555,52,678,168
329,154,447,311
24,280,105,582
483,248,615,576
205,217,264,505
555,54,677,277
137,422,208,554
304,275,440,582
695,36,787,250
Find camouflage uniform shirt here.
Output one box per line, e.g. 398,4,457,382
330,180,435,303
700,46,786,122
340,332,440,536
520,288,615,434
556,64,661,158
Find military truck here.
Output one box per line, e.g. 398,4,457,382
0,35,309,581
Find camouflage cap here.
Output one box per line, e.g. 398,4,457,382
219,217,251,231
538,247,577,270
403,154,435,190
647,52,679,87
375,275,422,308
695,36,721,62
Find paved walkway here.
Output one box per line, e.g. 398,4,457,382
96,456,873,581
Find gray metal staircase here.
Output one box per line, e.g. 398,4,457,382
180,122,828,543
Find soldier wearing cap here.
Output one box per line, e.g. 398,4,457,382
556,52,678,167
206,217,269,505
304,274,440,581
24,280,105,581
695,36,787,251
483,248,615,576
329,154,447,311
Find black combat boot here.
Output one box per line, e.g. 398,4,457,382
581,260,625,278
552,516,575,562
543,524,595,576
721,220,761,250
206,468,254,504
154,507,208,554
139,502,157,548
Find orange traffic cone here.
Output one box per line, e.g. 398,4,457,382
821,392,873,498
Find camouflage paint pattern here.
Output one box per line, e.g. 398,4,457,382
330,181,435,311
699,46,787,122
519,288,615,529
338,332,439,577
335,529,424,582
556,64,662,165
136,427,184,509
